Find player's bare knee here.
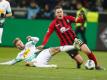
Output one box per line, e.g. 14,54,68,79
50,47,60,56
81,44,91,53
75,54,84,64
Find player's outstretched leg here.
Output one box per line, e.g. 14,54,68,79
80,44,104,70
59,45,84,69
74,38,104,70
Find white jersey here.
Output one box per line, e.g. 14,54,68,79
0,0,11,14
15,37,40,62
0,0,12,23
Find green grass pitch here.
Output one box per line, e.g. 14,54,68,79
0,47,107,80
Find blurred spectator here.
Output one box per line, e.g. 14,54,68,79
18,0,28,8
44,0,56,10
75,2,88,44
42,4,53,19
70,0,77,10
56,0,71,10
102,0,107,9
27,1,40,19
96,0,103,12
7,0,17,7
87,0,98,11
5,0,107,19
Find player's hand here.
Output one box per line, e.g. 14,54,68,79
26,36,31,41
37,45,44,50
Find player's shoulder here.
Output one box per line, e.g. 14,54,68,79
49,18,57,26
3,0,10,4
25,41,32,46
51,18,57,24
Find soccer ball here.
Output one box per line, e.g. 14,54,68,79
84,60,95,70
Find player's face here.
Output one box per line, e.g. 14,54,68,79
55,8,64,19
15,40,25,50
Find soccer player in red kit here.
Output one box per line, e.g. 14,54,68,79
38,6,103,70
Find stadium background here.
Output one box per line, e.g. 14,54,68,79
0,0,107,80
1,0,107,51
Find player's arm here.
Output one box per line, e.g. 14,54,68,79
67,16,84,23
42,21,55,46
0,51,24,65
79,10,87,21
26,36,39,45
75,16,84,23
0,59,22,65
37,21,55,49
0,54,22,65
26,36,41,52
5,1,12,17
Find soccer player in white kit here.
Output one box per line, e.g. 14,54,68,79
0,0,12,44
0,36,76,68
0,36,40,65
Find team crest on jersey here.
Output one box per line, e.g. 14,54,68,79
60,27,70,33
67,19,70,23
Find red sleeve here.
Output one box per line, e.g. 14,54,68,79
66,16,76,22
42,20,55,46
66,16,84,23
75,16,84,23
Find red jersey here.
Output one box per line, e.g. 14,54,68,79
42,16,83,46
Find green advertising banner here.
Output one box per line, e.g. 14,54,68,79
1,19,98,50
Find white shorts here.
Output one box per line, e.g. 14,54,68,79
32,49,51,65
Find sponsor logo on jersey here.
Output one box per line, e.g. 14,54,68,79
23,49,30,58
55,24,60,27
60,27,70,33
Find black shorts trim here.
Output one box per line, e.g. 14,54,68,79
66,49,79,59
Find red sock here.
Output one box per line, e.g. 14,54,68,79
87,52,97,65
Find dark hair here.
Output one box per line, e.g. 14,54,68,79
55,6,62,11
13,38,20,45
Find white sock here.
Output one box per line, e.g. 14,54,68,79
0,28,3,44
60,45,75,51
